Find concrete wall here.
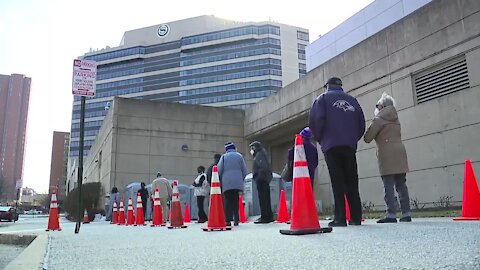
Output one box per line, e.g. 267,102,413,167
245,0,480,210
306,0,432,71
83,97,245,195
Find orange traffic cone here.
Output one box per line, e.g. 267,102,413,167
275,190,290,223
202,166,231,231
46,192,61,231
82,209,90,224
454,160,480,221
345,195,364,223
345,195,351,222
126,198,135,226
111,201,118,224
117,200,126,225
239,195,248,223
184,203,191,223
168,182,187,229
151,188,165,227
280,134,332,235
135,193,146,226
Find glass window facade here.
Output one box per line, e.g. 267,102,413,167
297,31,309,42
180,47,281,66
180,38,280,57
71,120,103,130
182,25,280,45
178,79,282,97
179,58,281,76
182,90,277,105
84,47,145,62
70,23,303,157
180,69,282,86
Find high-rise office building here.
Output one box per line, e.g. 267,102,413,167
49,131,69,202
0,74,31,201
68,15,308,160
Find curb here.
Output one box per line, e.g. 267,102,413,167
4,234,49,270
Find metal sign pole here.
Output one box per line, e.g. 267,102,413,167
74,96,86,234
72,59,95,233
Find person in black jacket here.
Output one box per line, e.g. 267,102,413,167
206,154,222,185
249,141,274,224
192,166,208,223
137,182,149,212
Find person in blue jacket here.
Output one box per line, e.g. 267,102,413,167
287,127,318,188
308,77,365,227
218,142,248,226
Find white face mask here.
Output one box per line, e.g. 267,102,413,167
374,108,380,116
250,149,255,156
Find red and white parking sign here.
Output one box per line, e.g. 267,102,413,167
72,59,96,97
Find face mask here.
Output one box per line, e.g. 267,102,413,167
250,149,255,156
374,108,380,116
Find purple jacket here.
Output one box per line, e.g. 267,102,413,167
288,140,318,183
308,87,365,153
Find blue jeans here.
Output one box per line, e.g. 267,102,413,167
381,174,411,218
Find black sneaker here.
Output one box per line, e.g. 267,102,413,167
348,220,362,226
328,220,347,227
234,221,239,226
254,218,273,224
377,218,397,223
399,216,412,222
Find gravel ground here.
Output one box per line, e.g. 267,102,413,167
47,218,480,270
0,244,25,269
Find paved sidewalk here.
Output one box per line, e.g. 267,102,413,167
45,218,480,270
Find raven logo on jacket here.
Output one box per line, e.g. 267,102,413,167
333,100,355,112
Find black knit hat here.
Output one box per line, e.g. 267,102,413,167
324,77,342,88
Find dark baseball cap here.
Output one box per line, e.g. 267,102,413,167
324,77,342,88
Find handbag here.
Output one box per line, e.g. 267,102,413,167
280,159,293,182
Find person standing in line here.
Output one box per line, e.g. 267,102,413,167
309,77,366,227
192,166,209,223
249,141,274,224
137,182,149,212
364,93,412,223
218,142,248,226
206,154,222,185
151,172,173,223
287,127,318,187
106,187,119,221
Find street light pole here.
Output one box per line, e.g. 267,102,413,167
74,96,86,234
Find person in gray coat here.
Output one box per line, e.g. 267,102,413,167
364,93,412,223
217,142,248,226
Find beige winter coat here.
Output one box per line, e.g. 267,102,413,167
364,105,409,176
151,177,172,200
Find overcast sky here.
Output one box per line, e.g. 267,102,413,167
0,0,373,193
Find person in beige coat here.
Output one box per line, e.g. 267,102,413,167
364,93,412,223
151,172,173,222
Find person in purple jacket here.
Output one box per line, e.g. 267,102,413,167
288,127,318,188
308,77,366,227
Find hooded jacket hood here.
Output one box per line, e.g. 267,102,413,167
249,141,263,152
377,105,398,122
